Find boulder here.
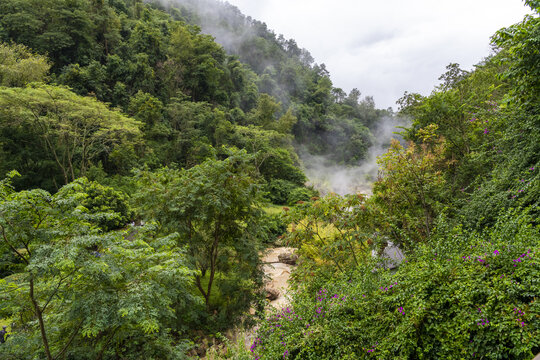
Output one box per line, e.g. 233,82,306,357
278,253,298,265
265,286,280,300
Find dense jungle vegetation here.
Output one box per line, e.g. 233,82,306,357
0,0,538,359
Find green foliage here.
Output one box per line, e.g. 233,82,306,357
134,149,266,328
264,179,297,205
0,84,142,190
371,137,448,248
253,209,540,359
492,13,540,109
249,94,281,128
260,212,287,244
394,22,539,232
284,194,371,280
2,0,537,358
128,90,164,128
287,186,318,206
0,0,98,70
0,175,197,360
0,42,49,86
247,9,540,359
524,0,540,11
229,125,306,185
56,177,131,231
158,0,384,164
0,0,378,194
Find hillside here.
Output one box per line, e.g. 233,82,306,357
0,0,538,359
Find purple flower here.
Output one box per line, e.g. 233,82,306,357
493,250,500,255
484,128,489,134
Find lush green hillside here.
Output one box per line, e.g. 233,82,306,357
0,0,538,359
247,3,540,359
0,0,389,194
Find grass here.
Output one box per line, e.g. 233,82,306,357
263,204,286,216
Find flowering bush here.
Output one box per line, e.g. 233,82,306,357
251,209,539,359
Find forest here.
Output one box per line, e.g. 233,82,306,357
0,0,538,359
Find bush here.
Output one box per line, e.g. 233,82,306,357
251,209,540,359
264,179,297,205
261,213,287,244
287,186,318,206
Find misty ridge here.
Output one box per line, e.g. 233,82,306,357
149,0,314,65
148,0,402,195
148,0,318,102
301,115,410,196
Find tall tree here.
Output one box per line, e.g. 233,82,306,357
0,174,196,359
0,85,142,189
0,42,50,87
135,150,265,311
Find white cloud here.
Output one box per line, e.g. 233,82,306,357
225,0,531,108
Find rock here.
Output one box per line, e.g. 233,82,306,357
278,252,298,265
265,286,280,300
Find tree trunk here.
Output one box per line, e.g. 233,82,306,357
30,277,53,360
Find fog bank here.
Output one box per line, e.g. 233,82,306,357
302,116,409,196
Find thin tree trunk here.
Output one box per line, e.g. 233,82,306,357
206,220,220,305
195,275,208,304
30,277,53,360
54,320,83,360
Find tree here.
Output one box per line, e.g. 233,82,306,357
128,90,164,129
0,42,50,87
229,125,305,184
250,93,281,128
284,194,370,278
437,63,469,91
492,7,540,109
0,85,142,187
0,173,196,359
272,108,297,134
372,136,448,247
57,177,131,231
0,0,98,70
134,150,265,316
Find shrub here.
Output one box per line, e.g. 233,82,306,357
261,213,287,244
287,187,318,206
251,209,540,359
264,179,297,205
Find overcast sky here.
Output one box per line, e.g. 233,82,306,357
225,0,531,109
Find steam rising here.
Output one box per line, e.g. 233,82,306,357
302,116,409,196
149,0,408,196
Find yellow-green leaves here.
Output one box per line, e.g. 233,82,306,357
0,84,142,185
0,42,50,87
